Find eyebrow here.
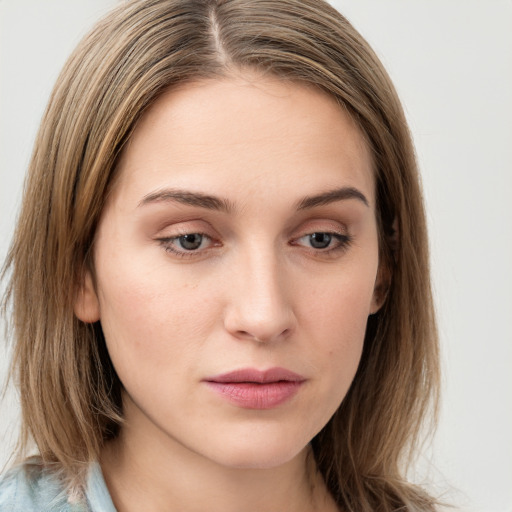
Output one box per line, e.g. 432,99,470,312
296,187,369,210
138,185,369,212
138,188,233,212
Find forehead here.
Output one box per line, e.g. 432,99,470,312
112,74,375,208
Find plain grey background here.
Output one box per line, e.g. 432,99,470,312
1,1,511,511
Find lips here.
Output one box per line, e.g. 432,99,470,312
204,368,305,409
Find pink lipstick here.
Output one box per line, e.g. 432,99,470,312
204,368,305,409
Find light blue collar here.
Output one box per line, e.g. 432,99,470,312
85,461,117,512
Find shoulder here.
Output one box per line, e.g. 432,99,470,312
0,460,88,512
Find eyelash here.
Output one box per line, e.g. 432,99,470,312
157,230,353,259
292,232,353,256
158,233,216,259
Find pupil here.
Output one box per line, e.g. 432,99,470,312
310,232,331,249
179,234,202,250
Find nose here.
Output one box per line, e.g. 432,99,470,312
223,251,296,344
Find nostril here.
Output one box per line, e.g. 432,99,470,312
235,327,292,343
236,330,266,343
223,285,296,343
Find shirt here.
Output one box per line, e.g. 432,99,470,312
0,460,117,512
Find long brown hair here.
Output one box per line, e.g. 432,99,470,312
2,0,440,510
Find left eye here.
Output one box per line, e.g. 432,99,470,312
295,232,350,250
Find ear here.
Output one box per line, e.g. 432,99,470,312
74,270,100,323
370,217,398,314
370,262,390,314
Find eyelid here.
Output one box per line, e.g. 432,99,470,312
157,232,220,259
153,219,222,259
291,218,349,237
288,219,354,257
154,218,353,260
291,231,353,252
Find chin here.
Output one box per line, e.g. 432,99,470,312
200,432,311,470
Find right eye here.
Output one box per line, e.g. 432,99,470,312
158,233,216,257
175,233,206,251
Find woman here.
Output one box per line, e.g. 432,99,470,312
0,0,440,510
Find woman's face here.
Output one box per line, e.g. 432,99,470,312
76,74,382,469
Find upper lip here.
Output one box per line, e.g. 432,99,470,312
205,367,305,384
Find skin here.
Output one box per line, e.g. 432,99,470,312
75,72,383,512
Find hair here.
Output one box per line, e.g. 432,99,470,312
2,0,440,510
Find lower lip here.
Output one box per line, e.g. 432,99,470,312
205,381,303,409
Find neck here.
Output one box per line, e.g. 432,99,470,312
100,415,337,512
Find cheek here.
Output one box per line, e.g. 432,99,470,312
303,262,376,338
94,254,219,384
310,292,367,377
286,269,375,439
298,259,377,381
